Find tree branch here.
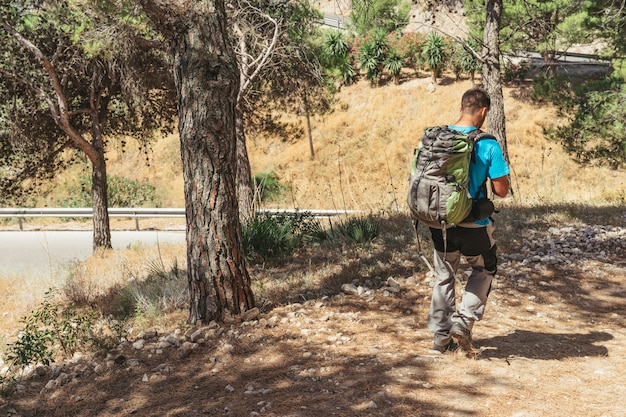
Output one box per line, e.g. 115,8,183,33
0,20,98,159
234,4,281,102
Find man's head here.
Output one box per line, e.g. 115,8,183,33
460,88,490,128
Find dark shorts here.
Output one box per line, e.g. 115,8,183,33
429,226,498,272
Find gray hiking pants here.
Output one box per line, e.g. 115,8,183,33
427,223,498,347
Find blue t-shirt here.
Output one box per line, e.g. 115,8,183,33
449,125,510,225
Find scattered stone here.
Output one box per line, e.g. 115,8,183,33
341,283,359,295
188,329,204,343
164,334,180,346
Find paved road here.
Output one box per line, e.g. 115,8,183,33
0,230,186,277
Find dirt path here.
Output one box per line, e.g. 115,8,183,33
2,219,625,417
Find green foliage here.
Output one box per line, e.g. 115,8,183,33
356,29,389,86
384,48,404,84
334,215,380,243
254,171,288,203
6,319,53,369
321,30,357,85
531,74,575,104
242,211,327,262
323,31,351,59
465,0,595,65
0,0,176,204
449,37,481,81
386,31,423,69
57,174,159,208
533,74,626,167
5,291,100,372
234,0,332,143
350,0,411,36
587,1,626,57
422,32,447,82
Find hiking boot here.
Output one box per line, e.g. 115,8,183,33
429,340,459,354
450,323,473,352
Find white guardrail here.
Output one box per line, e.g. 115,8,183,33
0,208,361,231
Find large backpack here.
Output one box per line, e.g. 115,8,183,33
407,126,494,226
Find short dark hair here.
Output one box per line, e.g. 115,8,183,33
461,88,490,114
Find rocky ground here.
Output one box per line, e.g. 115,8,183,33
1,217,625,417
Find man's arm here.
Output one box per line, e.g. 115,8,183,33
491,175,510,198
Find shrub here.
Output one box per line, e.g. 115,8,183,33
4,291,112,374
384,48,404,84
356,29,389,86
334,215,380,243
321,31,358,86
242,211,327,262
533,74,626,168
57,174,159,208
390,32,423,68
254,171,288,203
449,38,481,82
127,258,187,320
422,32,448,82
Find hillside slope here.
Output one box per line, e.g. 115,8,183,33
57,75,626,212
248,77,626,211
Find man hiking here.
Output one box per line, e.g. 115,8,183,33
424,88,510,354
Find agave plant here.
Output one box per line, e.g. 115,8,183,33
422,32,447,83
384,49,404,84
357,29,389,86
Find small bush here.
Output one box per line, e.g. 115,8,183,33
334,215,380,243
254,171,288,203
243,211,328,262
3,290,116,374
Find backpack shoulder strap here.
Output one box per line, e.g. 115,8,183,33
468,129,497,196
468,129,496,142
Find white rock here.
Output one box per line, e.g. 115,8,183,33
341,283,359,295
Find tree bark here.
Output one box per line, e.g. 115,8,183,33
89,117,112,251
140,0,255,323
481,0,510,165
235,106,255,223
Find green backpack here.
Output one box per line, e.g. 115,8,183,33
407,126,493,226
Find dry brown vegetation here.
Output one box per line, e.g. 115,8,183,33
2,75,626,416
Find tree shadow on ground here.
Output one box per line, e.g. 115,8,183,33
10,296,487,417
475,330,612,360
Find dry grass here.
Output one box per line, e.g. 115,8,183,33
0,270,71,341
41,73,626,212
251,76,626,212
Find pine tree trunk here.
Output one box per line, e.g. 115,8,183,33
90,154,111,251
481,0,510,165
140,0,255,324
236,106,255,223
89,117,112,251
